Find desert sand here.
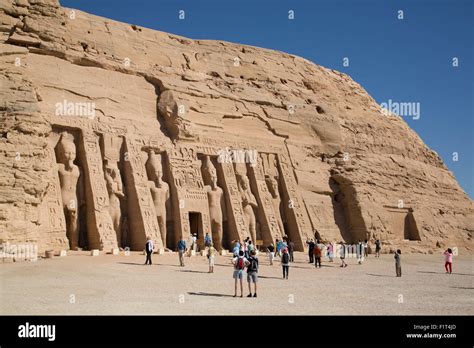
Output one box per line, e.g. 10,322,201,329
1,251,472,315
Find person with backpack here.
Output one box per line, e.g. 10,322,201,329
246,250,259,297
281,248,290,279
177,237,186,267
306,239,315,263
232,250,249,297
144,236,154,265
207,243,216,273
313,243,322,268
267,243,275,265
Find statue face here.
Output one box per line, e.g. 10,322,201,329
154,168,162,180
63,144,76,162
211,173,217,186
241,178,248,189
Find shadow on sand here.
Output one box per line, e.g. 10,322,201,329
366,273,394,278
179,270,209,274
418,271,473,277
187,292,234,298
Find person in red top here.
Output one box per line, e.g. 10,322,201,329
443,248,453,274
313,243,322,268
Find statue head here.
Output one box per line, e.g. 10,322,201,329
240,175,249,190
104,159,119,178
58,132,76,164
210,170,218,189
265,175,279,198
146,149,163,183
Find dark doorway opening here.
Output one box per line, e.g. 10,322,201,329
189,212,203,249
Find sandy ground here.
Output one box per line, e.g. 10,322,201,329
0,251,472,315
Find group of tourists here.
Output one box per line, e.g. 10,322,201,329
144,232,456,295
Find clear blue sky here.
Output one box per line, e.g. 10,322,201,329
61,0,473,198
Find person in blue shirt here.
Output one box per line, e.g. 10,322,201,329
276,239,283,257
177,237,186,267
232,240,241,257
204,232,212,249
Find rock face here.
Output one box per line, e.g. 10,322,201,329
0,0,472,253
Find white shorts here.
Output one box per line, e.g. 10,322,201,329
208,257,215,266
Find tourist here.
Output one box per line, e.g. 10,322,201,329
204,232,212,249
192,233,197,253
243,237,250,258
187,234,194,256
313,242,322,268
288,240,295,262
394,249,402,277
246,249,259,297
144,236,154,265
356,240,363,264
207,242,216,273
306,239,315,263
281,248,290,279
375,239,381,258
327,242,334,262
233,250,249,297
267,243,275,265
248,240,255,256
232,240,240,257
314,229,320,241
316,239,325,254
363,239,369,258
177,237,186,267
443,248,453,274
339,241,347,268
275,239,282,257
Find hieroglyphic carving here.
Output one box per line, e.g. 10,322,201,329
277,152,312,248
220,161,248,241
167,144,211,244
82,131,118,250
41,143,69,249
248,153,283,244
124,137,162,250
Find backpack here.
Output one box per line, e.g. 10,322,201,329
313,246,321,257
248,257,258,272
282,253,289,264
236,257,245,270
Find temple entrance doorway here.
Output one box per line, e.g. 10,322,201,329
189,212,203,249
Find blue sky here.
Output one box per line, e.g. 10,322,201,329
61,0,473,198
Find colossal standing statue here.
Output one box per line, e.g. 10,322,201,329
265,175,285,236
203,157,226,249
239,175,258,242
147,150,170,247
104,160,125,246
57,132,81,250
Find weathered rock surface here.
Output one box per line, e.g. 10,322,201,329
0,0,472,253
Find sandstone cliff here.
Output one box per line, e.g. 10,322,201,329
0,0,472,254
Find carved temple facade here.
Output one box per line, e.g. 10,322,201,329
41,116,313,253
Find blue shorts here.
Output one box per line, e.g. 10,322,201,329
233,270,244,279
